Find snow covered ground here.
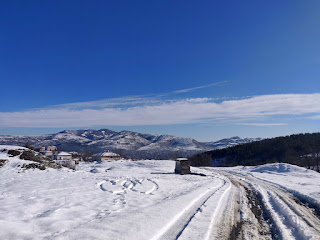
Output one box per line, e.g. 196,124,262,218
222,163,320,207
1,146,320,239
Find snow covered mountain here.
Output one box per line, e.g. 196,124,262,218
203,136,262,149
0,129,260,158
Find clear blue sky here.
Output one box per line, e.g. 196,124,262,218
1,1,320,141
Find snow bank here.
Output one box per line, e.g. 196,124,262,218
251,163,308,173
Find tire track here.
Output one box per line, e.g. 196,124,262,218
151,177,229,240
228,173,320,239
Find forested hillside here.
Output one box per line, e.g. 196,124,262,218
190,133,320,170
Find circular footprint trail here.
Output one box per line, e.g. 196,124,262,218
99,180,126,194
131,178,159,195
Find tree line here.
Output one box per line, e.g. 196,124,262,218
189,133,320,171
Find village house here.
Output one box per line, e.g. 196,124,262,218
47,146,58,152
54,151,72,161
39,145,58,159
92,150,121,161
40,150,53,158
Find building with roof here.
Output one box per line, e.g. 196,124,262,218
40,150,53,158
92,150,121,161
54,151,72,161
47,146,58,152
39,146,58,159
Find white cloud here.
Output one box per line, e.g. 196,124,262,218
42,82,227,110
308,115,320,120
43,96,160,110
172,81,227,93
237,123,288,126
1,93,320,128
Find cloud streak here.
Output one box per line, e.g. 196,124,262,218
43,81,227,110
172,81,227,94
1,93,320,128
237,123,288,126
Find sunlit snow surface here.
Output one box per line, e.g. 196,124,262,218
0,151,222,239
222,163,320,206
1,147,320,240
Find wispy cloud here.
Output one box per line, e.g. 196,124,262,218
45,96,161,110
1,93,320,128
237,123,288,126
308,115,320,120
42,81,227,110
172,81,227,94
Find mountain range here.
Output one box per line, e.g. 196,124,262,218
0,129,261,159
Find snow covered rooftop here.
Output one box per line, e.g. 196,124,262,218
92,151,120,157
176,158,188,161
56,151,72,156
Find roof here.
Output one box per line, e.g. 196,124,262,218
56,151,72,156
176,158,188,161
92,151,120,157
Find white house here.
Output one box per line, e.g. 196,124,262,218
39,146,58,159
40,150,53,158
92,150,121,161
54,151,72,161
47,146,58,152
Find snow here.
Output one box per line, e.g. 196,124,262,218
0,130,258,156
0,145,28,151
0,150,225,239
56,151,72,156
223,163,320,206
0,147,319,239
92,151,120,157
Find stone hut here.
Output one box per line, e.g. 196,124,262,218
175,158,191,175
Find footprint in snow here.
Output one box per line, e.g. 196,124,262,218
98,180,126,194
131,178,159,195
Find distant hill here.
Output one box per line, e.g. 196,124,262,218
190,133,320,169
0,129,260,159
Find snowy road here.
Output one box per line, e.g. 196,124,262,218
153,167,320,240
215,171,320,240
1,149,320,240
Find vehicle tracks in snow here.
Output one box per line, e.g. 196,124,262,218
221,171,320,240
151,175,232,240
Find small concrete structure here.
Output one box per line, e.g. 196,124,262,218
175,158,191,175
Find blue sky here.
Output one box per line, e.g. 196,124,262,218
1,1,320,141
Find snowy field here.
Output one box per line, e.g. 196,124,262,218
1,145,320,239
